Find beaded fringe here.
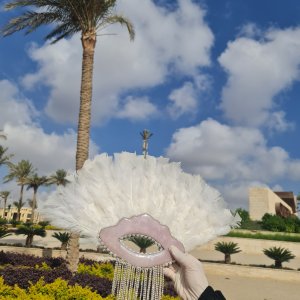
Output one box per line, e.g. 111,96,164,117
112,259,164,300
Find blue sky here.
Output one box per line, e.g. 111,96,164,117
1,0,300,209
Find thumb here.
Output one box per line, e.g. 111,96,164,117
163,267,176,281
169,245,188,267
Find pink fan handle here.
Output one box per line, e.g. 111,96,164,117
99,214,185,268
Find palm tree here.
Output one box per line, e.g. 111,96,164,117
127,236,156,253
15,223,46,247
140,130,153,159
13,200,25,222
0,191,10,218
25,174,48,223
47,169,70,186
263,246,295,268
52,232,71,250
0,227,11,239
215,241,241,264
4,160,34,221
2,0,135,272
2,1,135,170
0,146,13,167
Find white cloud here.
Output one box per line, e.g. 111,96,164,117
0,80,38,127
219,27,300,129
237,23,262,39
0,79,99,202
116,96,158,121
167,82,198,119
166,119,300,207
21,0,213,125
0,79,99,174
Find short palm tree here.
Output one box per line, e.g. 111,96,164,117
0,191,10,218
263,246,295,268
2,0,135,273
215,241,241,264
4,160,35,221
15,223,46,247
47,169,70,186
52,232,71,250
127,236,156,253
25,174,48,222
140,130,153,159
0,227,11,239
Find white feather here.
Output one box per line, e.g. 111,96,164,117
41,152,239,251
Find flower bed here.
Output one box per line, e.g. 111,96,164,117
0,251,179,299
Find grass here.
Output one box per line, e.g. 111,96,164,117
226,231,300,243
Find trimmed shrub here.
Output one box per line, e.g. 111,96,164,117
0,277,111,299
77,262,114,280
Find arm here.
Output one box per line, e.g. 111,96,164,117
199,286,226,300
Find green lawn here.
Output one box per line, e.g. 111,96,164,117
226,231,300,243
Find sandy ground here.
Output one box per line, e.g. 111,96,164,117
207,273,299,300
1,232,300,300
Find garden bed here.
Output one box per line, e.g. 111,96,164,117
0,251,179,299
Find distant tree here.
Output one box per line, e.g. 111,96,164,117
263,246,295,268
25,174,48,222
215,241,241,264
0,191,10,218
47,169,70,186
13,201,25,222
4,160,35,221
52,232,71,250
15,223,46,247
0,145,13,167
127,236,156,253
140,129,153,159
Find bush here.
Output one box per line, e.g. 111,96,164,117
261,213,300,233
261,214,286,232
78,262,114,280
0,251,65,269
0,252,179,298
0,277,111,299
0,218,7,226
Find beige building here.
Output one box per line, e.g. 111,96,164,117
249,187,297,220
0,207,41,223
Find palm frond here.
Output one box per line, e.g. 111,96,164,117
102,15,135,41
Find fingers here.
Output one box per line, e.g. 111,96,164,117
163,267,176,281
169,245,188,267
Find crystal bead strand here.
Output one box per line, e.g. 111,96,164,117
142,268,148,300
112,259,120,296
159,265,164,300
146,267,153,300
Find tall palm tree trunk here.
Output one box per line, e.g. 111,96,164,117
17,185,24,221
67,30,97,273
76,30,96,171
30,188,37,223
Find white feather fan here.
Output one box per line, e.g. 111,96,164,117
41,152,238,251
